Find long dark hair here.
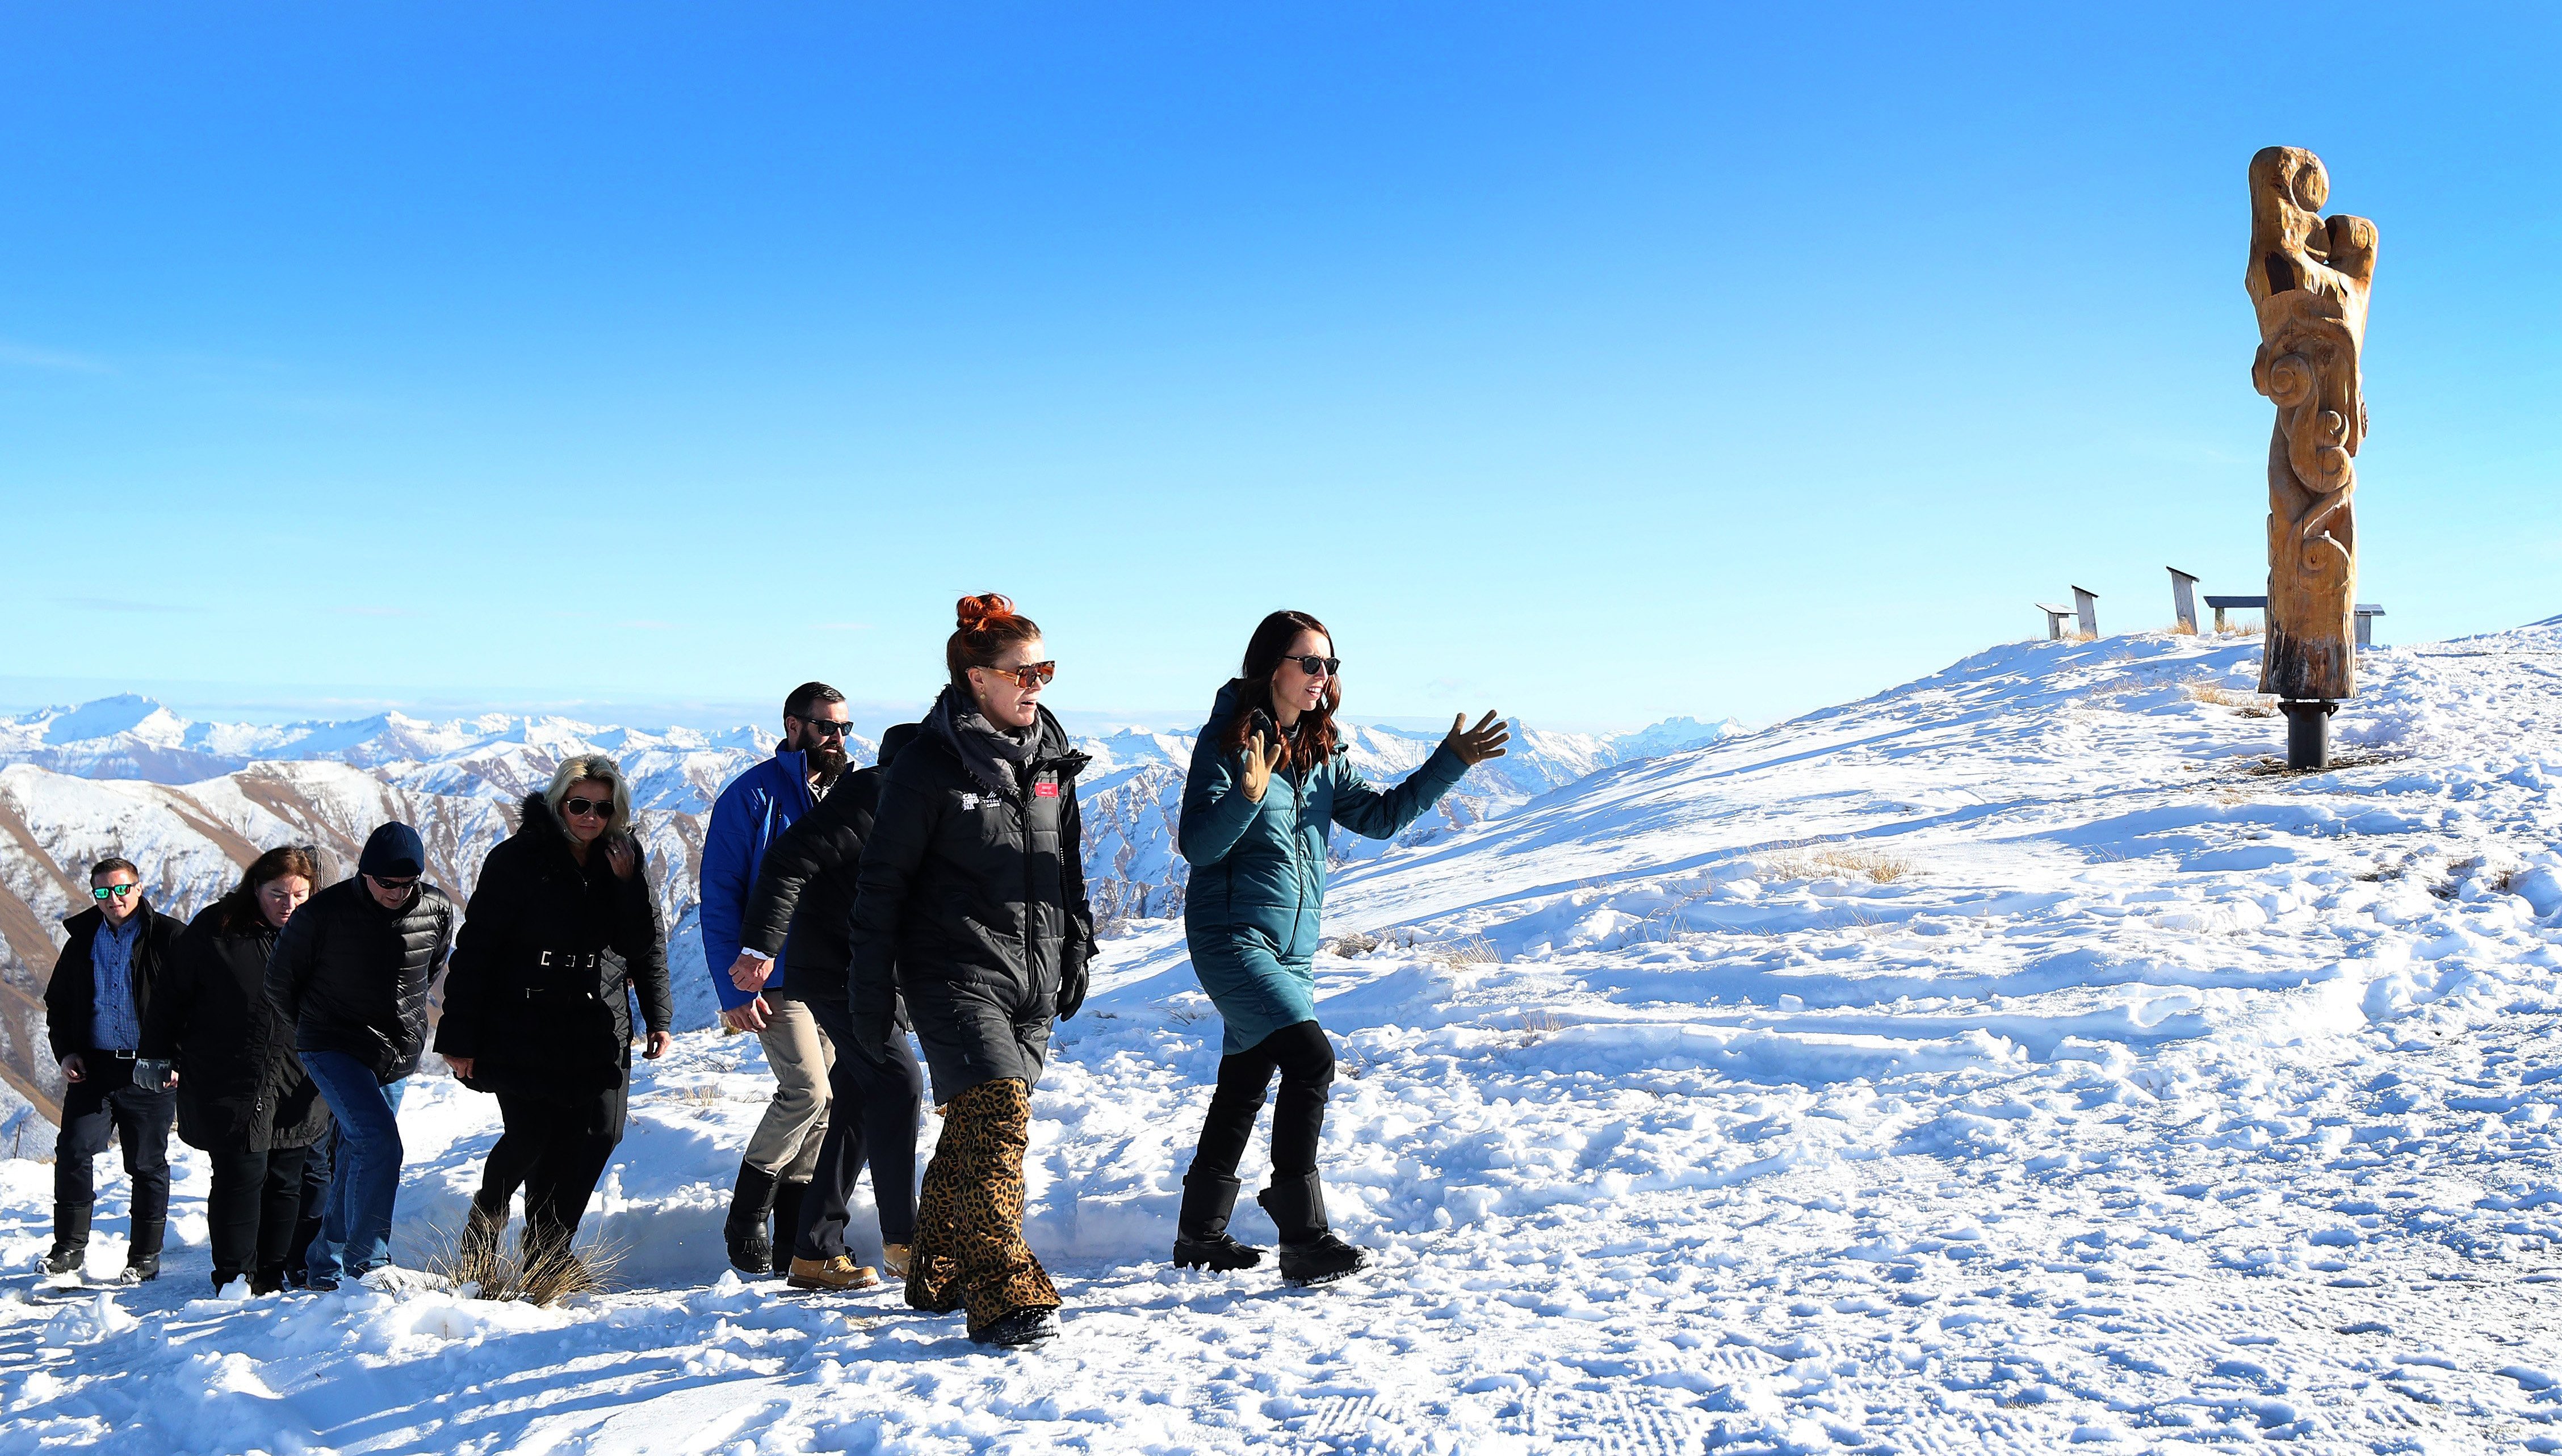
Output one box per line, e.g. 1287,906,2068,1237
219,845,321,934
1224,610,1340,774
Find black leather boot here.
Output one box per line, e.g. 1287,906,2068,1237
771,1178,811,1268
43,1203,91,1276
119,1219,166,1285
724,1162,779,1275
1258,1172,1370,1287
1172,1173,1264,1271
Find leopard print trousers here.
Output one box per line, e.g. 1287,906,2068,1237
905,1077,1060,1332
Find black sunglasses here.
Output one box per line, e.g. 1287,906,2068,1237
368,875,420,891
1287,655,1341,678
795,719,856,739
560,796,613,819
90,883,137,901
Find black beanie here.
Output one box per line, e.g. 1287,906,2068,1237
358,822,426,880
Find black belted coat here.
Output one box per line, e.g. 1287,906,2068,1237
434,795,672,1103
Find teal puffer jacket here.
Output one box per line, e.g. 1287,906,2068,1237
1179,680,1469,1054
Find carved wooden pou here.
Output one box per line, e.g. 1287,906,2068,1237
2247,145,2377,702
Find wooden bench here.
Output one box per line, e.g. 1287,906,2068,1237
2035,586,2100,641
2202,594,2386,644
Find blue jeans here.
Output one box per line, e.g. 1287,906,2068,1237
302,1054,406,1283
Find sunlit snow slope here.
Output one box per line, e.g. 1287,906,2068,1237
5,625,2561,1454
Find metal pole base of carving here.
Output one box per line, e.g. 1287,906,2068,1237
2280,699,2336,770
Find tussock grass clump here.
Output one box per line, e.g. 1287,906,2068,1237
1324,930,1383,956
1431,933,1501,966
425,1216,623,1306
1767,847,1915,884
2187,683,2279,717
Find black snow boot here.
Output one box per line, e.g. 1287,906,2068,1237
1259,1173,1370,1287
724,1161,780,1275
42,1203,91,1276
119,1219,166,1285
771,1178,811,1269
971,1307,1061,1348
1172,1173,1264,1271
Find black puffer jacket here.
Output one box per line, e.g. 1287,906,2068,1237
44,902,183,1062
740,723,917,1002
140,902,330,1153
434,795,672,1101
264,876,454,1082
848,688,1096,1102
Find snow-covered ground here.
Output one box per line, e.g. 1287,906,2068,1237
6,624,2562,1454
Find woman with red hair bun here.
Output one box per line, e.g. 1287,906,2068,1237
1174,610,1508,1285
845,593,1096,1347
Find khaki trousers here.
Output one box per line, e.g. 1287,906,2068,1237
744,997,833,1181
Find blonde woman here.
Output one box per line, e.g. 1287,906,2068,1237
438,755,672,1269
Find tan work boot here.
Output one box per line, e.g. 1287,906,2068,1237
882,1243,911,1280
786,1254,880,1292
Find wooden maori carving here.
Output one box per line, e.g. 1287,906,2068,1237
2247,145,2377,702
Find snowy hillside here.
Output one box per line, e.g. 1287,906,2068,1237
7,624,2561,1451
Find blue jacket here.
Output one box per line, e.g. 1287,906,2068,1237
1179,681,1469,1054
698,748,817,1011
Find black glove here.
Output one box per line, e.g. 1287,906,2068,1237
850,1010,892,1063
1057,955,1089,1021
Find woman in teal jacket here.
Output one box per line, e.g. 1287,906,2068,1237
1174,609,1508,1284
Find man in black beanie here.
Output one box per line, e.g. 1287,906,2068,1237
266,822,454,1289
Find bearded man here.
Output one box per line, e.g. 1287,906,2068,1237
699,679,857,1274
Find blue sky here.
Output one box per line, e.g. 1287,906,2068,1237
2,4,2556,733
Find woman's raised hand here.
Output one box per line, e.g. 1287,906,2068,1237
1445,710,1511,766
1239,730,1287,803
606,834,638,880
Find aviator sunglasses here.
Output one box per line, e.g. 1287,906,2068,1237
561,796,613,818
979,661,1057,689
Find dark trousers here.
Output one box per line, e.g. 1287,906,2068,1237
54,1053,175,1226
474,1087,624,1252
286,1123,334,1282
794,996,925,1261
206,1144,312,1289
1186,1019,1335,1182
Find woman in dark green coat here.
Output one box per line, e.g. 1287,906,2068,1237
1173,609,1508,1284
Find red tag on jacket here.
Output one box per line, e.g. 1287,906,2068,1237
1035,781,1059,798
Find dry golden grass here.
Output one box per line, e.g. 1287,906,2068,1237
2188,683,2279,717
1433,933,1500,966
426,1215,623,1306
1766,847,1915,884
2169,620,2199,636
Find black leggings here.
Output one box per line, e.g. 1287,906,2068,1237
1185,1020,1335,1182
205,1144,312,1288
475,1088,623,1251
